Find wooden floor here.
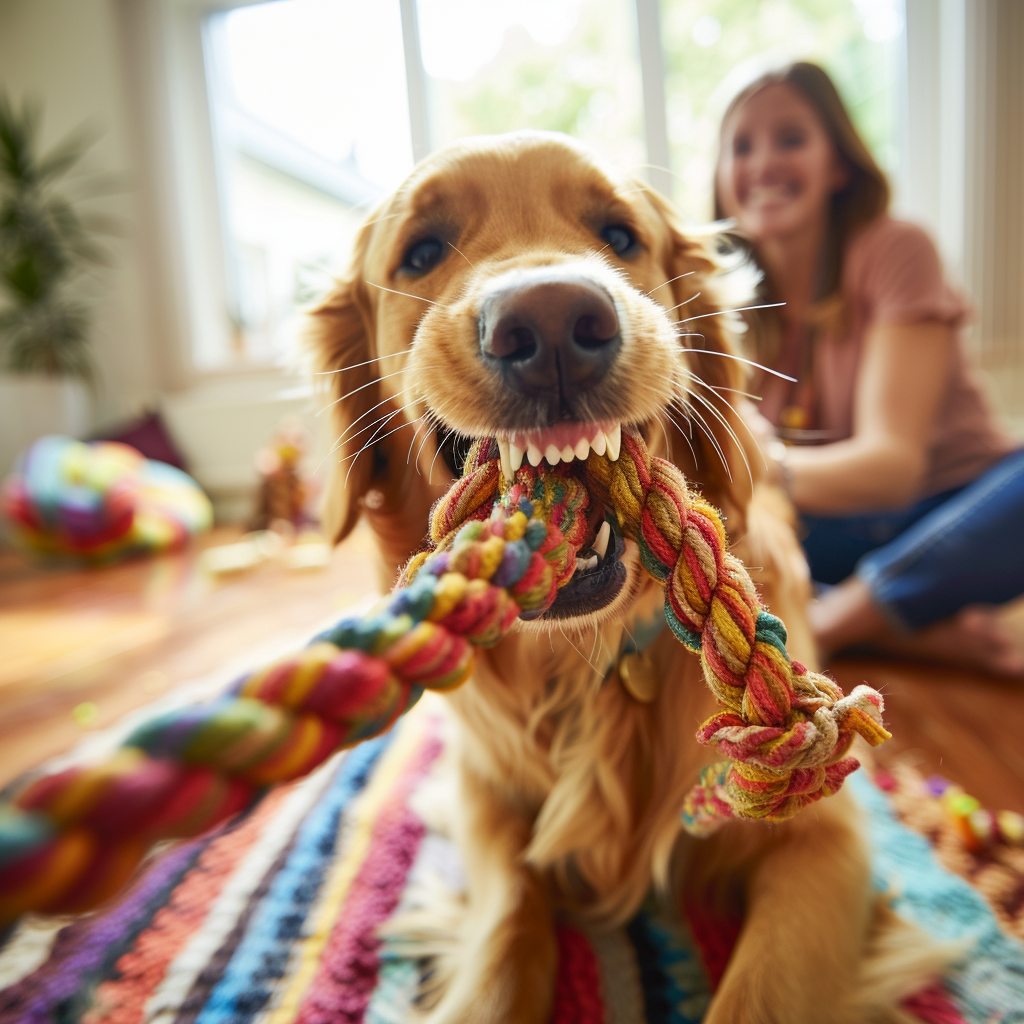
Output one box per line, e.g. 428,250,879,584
1,531,1023,815
0,527,381,789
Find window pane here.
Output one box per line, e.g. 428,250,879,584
204,0,414,367
417,0,646,173
660,0,903,221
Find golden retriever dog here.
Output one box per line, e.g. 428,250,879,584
309,132,943,1023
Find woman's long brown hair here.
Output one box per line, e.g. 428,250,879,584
714,61,890,364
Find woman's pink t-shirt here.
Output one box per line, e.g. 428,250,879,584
758,216,1014,498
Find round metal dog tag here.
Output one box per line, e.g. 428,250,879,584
618,651,659,703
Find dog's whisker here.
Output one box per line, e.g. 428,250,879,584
316,345,415,376
624,161,685,183
334,385,421,447
678,345,798,383
316,400,409,477
643,270,696,297
685,374,770,473
362,407,405,448
697,382,763,401
678,301,785,324
318,366,441,416
339,417,416,468
415,410,441,472
315,397,413,476
680,399,733,482
335,399,408,450
681,400,728,476
664,291,702,315
428,427,456,485
665,407,701,468
406,415,429,468
447,242,475,268
342,419,418,487
345,397,421,450
659,406,699,468
360,397,427,456
366,281,448,308
681,386,753,489
557,622,602,679
414,415,438,472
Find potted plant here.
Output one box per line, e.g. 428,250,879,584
0,93,111,476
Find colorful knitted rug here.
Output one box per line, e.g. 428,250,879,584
2,704,1023,1024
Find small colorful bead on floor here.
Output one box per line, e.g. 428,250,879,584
0,430,889,924
874,762,1024,943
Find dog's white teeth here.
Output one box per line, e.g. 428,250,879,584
520,432,608,467
606,423,622,462
575,554,598,572
497,439,512,481
593,520,610,560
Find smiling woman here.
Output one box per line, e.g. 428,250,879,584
713,62,1024,676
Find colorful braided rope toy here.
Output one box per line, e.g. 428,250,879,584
0,431,889,923
1,435,212,561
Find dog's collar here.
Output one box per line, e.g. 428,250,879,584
604,604,667,703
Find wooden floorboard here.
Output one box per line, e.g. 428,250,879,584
0,527,382,788
830,656,1024,814
2,532,1023,818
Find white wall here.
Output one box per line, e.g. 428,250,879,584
0,0,164,428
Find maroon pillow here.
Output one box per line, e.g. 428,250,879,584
90,411,188,471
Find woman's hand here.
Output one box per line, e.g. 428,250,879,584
743,401,790,492
786,321,955,513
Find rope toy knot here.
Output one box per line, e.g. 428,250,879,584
583,431,889,832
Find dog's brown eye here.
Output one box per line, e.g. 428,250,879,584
600,224,638,256
400,237,444,275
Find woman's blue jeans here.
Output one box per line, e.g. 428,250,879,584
799,447,1024,631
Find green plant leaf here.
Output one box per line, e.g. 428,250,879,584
0,90,106,380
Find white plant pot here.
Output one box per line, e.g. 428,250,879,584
0,373,91,478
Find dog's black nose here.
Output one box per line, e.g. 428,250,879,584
479,269,621,397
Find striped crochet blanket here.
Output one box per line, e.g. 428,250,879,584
1,704,1023,1024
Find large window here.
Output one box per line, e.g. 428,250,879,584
204,0,413,365
418,0,645,170
194,0,905,369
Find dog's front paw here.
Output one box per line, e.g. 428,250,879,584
420,913,557,1024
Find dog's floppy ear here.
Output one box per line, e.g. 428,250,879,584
640,185,761,536
308,217,443,579
308,220,379,545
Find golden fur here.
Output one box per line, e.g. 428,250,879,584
308,132,946,1023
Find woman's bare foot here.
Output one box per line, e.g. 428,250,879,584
810,578,1024,677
